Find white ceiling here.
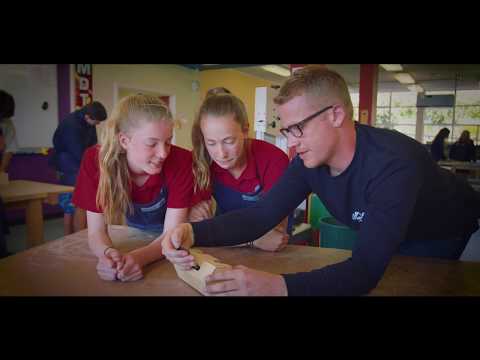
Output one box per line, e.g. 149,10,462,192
234,64,480,93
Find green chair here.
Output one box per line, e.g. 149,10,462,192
318,217,357,250
308,193,332,229
308,194,357,250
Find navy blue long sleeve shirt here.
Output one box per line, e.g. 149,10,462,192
52,108,99,168
192,123,480,296
430,137,447,162
449,141,476,162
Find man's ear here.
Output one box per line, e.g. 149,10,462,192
84,114,96,126
331,105,346,128
118,132,130,151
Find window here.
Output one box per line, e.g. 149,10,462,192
454,90,480,144
350,91,359,121
374,92,417,140
351,89,480,144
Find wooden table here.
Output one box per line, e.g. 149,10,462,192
438,160,480,178
1,225,479,296
0,180,74,248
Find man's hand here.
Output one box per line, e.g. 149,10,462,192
161,223,196,270
116,253,144,282
253,228,289,252
188,200,214,222
205,265,288,296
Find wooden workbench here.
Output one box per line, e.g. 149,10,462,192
438,160,480,178
0,225,479,296
0,180,74,248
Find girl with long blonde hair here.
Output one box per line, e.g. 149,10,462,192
190,92,291,251
72,94,193,282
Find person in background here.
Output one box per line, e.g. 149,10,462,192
0,90,19,173
189,92,290,251
161,65,480,296
51,101,107,235
430,127,450,162
0,195,9,259
72,94,193,282
0,126,10,259
449,130,476,162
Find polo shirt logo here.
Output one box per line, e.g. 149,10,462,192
241,184,263,202
352,211,365,223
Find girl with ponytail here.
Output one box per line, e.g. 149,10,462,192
72,94,193,282
190,92,291,252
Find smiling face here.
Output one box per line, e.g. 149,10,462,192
200,113,248,174
278,94,338,168
119,119,174,175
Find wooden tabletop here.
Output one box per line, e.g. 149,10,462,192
438,160,480,170
0,180,74,204
1,225,479,296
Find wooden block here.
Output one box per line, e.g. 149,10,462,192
0,172,8,185
174,249,231,296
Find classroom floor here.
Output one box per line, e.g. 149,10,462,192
4,217,480,261
5,217,65,254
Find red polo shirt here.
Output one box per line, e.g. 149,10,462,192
73,144,193,213
192,139,289,205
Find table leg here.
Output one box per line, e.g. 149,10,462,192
25,199,44,248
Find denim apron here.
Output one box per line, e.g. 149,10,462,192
213,162,293,234
126,184,168,235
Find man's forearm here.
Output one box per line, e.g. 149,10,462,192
192,164,310,247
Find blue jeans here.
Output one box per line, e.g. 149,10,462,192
58,193,75,215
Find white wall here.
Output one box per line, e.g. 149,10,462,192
92,64,200,150
0,64,58,148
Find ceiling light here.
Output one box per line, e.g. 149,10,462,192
380,64,403,72
407,84,424,93
394,72,416,84
261,65,291,77
424,90,455,96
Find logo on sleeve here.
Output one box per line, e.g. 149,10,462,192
352,211,365,223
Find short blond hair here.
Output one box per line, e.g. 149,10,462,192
274,65,353,119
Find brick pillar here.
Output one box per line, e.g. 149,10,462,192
57,64,71,123
359,64,378,125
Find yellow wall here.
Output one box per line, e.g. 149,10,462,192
92,65,280,148
92,64,200,149
199,69,278,138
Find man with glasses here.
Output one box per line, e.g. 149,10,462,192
161,65,480,296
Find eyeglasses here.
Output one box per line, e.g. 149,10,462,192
279,105,333,138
